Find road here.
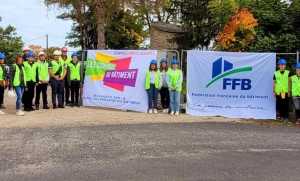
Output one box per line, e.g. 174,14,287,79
0,122,299,181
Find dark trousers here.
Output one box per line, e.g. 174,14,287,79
160,87,170,109
276,94,289,118
50,78,64,105
0,86,4,105
35,83,48,105
62,78,70,104
71,81,80,104
23,83,35,108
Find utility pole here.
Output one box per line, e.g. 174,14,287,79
46,34,48,61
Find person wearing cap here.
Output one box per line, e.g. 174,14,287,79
23,52,38,111
145,59,161,114
59,46,72,106
291,62,300,124
9,55,26,116
49,50,67,109
166,59,183,116
273,59,291,122
67,52,83,107
159,58,171,114
22,47,31,62
34,51,50,110
0,53,9,112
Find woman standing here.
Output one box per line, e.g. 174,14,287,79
159,58,170,114
167,59,183,116
9,55,26,116
67,52,82,107
145,60,160,114
291,62,300,124
0,53,9,114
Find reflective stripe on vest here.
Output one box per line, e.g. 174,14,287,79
291,75,300,96
13,64,27,87
168,69,182,92
275,70,289,93
145,70,160,89
38,62,49,80
23,61,37,82
69,62,81,81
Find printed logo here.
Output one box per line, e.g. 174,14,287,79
85,52,138,92
206,57,253,90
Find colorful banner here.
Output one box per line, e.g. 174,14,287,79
186,51,276,119
83,50,157,112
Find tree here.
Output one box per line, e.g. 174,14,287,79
217,8,258,51
28,45,43,60
0,17,23,64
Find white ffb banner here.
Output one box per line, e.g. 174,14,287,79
186,51,276,119
83,50,157,112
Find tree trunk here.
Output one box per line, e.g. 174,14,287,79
95,0,106,49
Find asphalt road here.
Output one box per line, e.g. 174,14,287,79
0,122,300,181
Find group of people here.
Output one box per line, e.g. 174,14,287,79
0,47,83,116
274,59,300,124
145,58,183,116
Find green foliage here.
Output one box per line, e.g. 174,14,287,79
0,17,23,64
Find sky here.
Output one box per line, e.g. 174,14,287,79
1,0,80,52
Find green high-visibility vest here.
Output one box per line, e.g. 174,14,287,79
0,66,3,81
13,64,27,87
37,61,49,81
51,60,65,77
274,70,289,93
291,75,300,96
168,69,182,92
145,70,160,89
69,62,81,81
23,61,37,82
59,56,72,65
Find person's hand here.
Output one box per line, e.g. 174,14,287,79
55,76,60,81
171,87,176,90
158,87,161,90
273,92,276,97
288,92,291,98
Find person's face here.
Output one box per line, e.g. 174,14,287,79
297,69,300,75
54,54,60,60
161,62,167,68
28,56,34,63
23,50,30,55
61,50,67,56
172,63,178,69
0,58,4,64
150,64,156,70
72,56,78,63
39,55,45,61
279,64,286,70
17,58,23,65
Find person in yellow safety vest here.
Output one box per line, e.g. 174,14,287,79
273,59,291,123
9,55,26,116
34,51,50,110
23,52,38,112
166,59,183,116
0,53,9,114
291,62,300,124
49,50,67,109
145,59,161,114
67,52,82,108
159,58,171,114
59,46,72,106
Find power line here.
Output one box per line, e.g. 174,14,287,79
23,36,46,43
48,35,66,40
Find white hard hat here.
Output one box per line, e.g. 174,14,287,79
8,90,17,98
53,50,61,56
38,51,46,56
23,47,32,51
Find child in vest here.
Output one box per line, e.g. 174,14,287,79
23,52,38,112
291,62,300,124
67,52,82,107
145,60,160,114
35,51,50,110
273,59,291,123
166,59,183,116
159,58,170,114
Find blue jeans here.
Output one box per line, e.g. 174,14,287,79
170,90,180,112
14,86,24,110
146,84,159,109
50,78,64,105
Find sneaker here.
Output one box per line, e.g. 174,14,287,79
24,108,31,112
53,104,57,109
16,110,25,116
175,111,179,116
43,105,50,109
0,110,5,115
154,109,158,114
170,111,174,115
296,120,300,125
166,108,169,114
58,104,65,108
29,107,35,111
76,103,80,107
149,109,153,114
163,109,166,114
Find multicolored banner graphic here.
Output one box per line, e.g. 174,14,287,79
83,50,157,112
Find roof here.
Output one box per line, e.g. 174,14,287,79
151,21,184,33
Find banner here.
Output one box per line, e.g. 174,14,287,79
83,50,157,112
186,51,276,119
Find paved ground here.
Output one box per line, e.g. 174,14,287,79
0,122,299,181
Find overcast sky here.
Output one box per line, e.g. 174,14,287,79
1,0,79,52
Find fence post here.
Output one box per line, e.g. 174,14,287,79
297,51,299,62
